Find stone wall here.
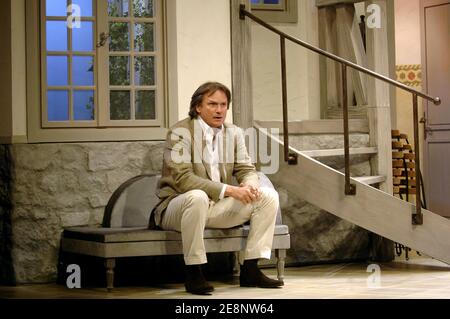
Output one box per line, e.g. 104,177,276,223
9,142,164,283
0,145,15,284
275,186,371,265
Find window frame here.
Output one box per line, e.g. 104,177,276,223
250,0,298,23
26,0,170,143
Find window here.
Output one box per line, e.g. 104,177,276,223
43,0,97,127
250,0,298,23
251,0,286,11
28,0,168,142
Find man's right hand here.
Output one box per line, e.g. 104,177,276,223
224,185,260,204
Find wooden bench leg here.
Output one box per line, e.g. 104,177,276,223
104,258,116,292
275,249,286,281
232,252,241,277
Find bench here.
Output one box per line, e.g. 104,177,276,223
60,173,290,290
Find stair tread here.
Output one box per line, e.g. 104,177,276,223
301,147,377,157
353,175,386,185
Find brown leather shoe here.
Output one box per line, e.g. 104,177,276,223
185,265,214,295
240,259,284,288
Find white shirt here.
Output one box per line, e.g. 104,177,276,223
197,117,227,199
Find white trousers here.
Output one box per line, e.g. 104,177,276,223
160,187,279,265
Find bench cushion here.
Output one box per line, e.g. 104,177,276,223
63,225,289,243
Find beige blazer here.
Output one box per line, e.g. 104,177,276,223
152,117,259,227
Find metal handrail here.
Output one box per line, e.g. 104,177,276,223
240,5,442,224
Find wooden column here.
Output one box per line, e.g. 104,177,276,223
318,6,340,117
365,0,394,261
318,2,368,119
230,0,254,129
365,0,393,194
335,4,367,106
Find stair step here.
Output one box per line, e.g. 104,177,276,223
353,175,386,185
301,147,377,158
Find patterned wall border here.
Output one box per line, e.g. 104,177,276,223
396,64,422,87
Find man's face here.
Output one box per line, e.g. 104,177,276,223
196,90,228,128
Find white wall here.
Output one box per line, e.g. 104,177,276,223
168,0,233,123
251,0,320,122
395,0,421,65
394,0,423,173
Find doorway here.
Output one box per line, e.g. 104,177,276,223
421,0,450,217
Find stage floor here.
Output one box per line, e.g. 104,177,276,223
1,254,450,299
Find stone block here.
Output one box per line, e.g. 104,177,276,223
13,144,58,171
87,144,129,172
88,193,110,208
60,211,90,227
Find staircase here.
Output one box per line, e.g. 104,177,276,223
258,127,450,265
239,5,449,266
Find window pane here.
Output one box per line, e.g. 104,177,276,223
47,90,69,121
46,21,68,51
108,0,129,17
134,56,154,86
109,22,130,51
73,56,94,86
109,56,130,85
46,0,68,16
135,90,155,119
47,56,68,86
110,91,131,119
263,0,281,3
72,0,93,17
251,0,261,4
74,90,95,120
73,21,93,51
133,0,153,17
134,23,154,52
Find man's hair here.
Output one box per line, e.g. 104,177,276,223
189,82,232,119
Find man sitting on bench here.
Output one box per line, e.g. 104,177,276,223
152,82,283,295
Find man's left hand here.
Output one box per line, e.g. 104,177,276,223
240,183,261,201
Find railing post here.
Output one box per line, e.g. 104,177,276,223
239,3,245,20
280,36,288,162
280,35,297,165
412,93,423,225
342,64,356,195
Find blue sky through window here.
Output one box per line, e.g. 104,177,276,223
46,21,67,51
73,56,94,86
252,0,281,4
72,0,93,16
74,91,95,120
46,0,67,16
48,91,69,121
73,22,94,51
47,56,68,86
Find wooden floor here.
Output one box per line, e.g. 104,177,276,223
1,253,450,299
